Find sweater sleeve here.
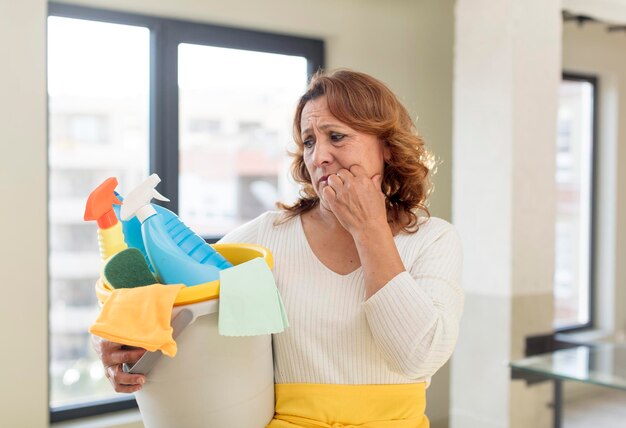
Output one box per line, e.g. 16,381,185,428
362,222,463,379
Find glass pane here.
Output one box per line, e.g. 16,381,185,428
553,79,594,329
48,16,150,408
510,344,626,391
178,44,308,237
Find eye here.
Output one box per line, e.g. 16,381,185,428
302,137,314,149
330,132,345,142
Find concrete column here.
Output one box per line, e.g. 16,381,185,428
0,0,48,426
450,1,561,427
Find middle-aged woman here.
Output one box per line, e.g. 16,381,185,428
96,69,463,427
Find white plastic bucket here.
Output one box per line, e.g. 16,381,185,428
96,244,276,428
135,301,274,428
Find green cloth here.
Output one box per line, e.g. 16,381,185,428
218,257,289,336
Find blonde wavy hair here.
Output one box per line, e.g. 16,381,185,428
277,69,434,233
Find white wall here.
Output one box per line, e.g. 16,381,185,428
451,0,561,426
0,1,456,427
0,1,49,427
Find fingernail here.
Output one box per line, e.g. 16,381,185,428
138,377,145,385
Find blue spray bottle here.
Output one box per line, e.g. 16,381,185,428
120,174,232,286
113,193,232,272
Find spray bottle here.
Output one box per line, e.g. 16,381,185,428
120,174,230,286
84,177,128,261
112,193,153,270
113,193,232,271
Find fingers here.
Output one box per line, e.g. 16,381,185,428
105,364,146,393
327,168,380,194
99,340,147,393
321,182,337,206
326,174,344,195
335,169,353,183
323,167,383,215
91,335,104,357
348,164,368,177
101,343,146,367
373,174,383,189
327,168,353,193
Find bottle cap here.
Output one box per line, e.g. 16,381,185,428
120,174,170,223
84,177,123,229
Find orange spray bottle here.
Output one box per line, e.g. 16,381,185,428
84,177,128,261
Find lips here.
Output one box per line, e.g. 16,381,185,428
317,175,329,187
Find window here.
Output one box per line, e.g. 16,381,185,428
553,74,597,331
178,44,309,237
48,3,323,422
48,13,150,417
67,114,110,145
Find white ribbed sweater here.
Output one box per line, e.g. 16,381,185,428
219,211,463,386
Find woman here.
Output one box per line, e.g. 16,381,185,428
97,69,463,427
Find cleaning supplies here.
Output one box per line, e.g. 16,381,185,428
112,193,153,270
120,174,231,286
93,243,277,428
218,257,289,336
84,177,128,261
113,193,232,271
161,207,233,270
103,248,158,289
89,283,185,357
88,175,283,428
124,308,195,374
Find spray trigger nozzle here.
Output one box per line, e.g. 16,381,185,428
120,174,170,223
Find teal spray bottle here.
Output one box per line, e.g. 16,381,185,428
113,193,232,271
120,174,231,286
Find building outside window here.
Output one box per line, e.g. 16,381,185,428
47,4,323,421
553,74,597,331
48,15,151,410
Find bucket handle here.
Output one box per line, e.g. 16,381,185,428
123,309,192,374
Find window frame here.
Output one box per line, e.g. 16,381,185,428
554,72,598,334
48,2,324,422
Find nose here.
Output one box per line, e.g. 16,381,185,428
311,139,333,167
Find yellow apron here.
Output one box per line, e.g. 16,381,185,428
267,383,429,428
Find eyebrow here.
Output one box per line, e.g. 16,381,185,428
301,122,346,136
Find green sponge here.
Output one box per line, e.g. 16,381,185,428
104,248,157,289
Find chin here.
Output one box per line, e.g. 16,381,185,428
319,199,333,212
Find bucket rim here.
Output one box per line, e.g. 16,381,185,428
95,243,273,306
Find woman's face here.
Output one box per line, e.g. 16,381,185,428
300,96,389,209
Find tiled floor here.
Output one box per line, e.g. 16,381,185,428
564,389,626,427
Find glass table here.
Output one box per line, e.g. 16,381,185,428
510,344,626,428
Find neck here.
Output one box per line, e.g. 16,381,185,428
311,204,346,231
307,202,409,236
